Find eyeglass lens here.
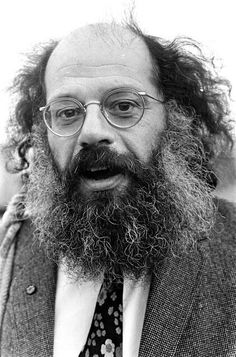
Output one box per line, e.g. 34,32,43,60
44,99,85,136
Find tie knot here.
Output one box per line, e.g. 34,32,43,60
103,269,123,292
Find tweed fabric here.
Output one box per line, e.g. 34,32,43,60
1,198,236,357
0,219,57,357
174,199,236,357
0,192,26,330
139,199,236,357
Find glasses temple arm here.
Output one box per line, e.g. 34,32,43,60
139,92,165,104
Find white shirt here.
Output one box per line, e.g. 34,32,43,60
53,265,150,357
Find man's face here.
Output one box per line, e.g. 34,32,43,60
26,26,215,282
44,26,166,196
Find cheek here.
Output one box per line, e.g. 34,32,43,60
47,132,77,171
124,114,166,163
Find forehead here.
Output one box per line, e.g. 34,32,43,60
45,24,156,98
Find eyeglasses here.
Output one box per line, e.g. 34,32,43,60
39,87,165,137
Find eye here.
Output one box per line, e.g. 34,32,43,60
116,101,135,112
56,107,82,120
108,100,141,116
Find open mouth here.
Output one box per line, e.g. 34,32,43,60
79,165,127,192
81,166,122,181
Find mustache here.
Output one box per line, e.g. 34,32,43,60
63,144,148,180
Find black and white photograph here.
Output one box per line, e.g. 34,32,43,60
0,1,236,356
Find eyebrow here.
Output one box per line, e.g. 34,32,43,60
47,85,147,103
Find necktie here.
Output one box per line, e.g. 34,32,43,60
79,275,123,357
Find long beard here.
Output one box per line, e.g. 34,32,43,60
24,102,216,282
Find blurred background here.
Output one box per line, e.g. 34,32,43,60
0,0,236,213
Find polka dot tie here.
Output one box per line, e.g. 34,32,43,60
79,276,123,357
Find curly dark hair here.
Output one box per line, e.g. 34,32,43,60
3,23,234,185
5,40,58,172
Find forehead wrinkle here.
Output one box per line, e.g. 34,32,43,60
49,75,145,93
56,63,130,73
52,63,154,84
51,71,152,89
47,68,157,99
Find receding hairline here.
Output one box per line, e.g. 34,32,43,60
48,21,144,61
44,21,159,93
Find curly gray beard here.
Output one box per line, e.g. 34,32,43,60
24,102,216,282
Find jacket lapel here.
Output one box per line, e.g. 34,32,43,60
9,219,57,357
139,248,204,357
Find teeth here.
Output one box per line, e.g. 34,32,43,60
89,167,107,172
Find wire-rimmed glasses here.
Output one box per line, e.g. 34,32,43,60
39,87,165,137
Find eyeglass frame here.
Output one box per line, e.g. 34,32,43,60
39,87,165,137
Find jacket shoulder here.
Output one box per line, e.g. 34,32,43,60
176,199,236,356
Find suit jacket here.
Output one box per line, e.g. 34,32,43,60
1,199,236,357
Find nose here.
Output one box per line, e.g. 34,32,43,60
77,103,115,148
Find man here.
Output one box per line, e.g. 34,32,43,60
0,21,236,357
